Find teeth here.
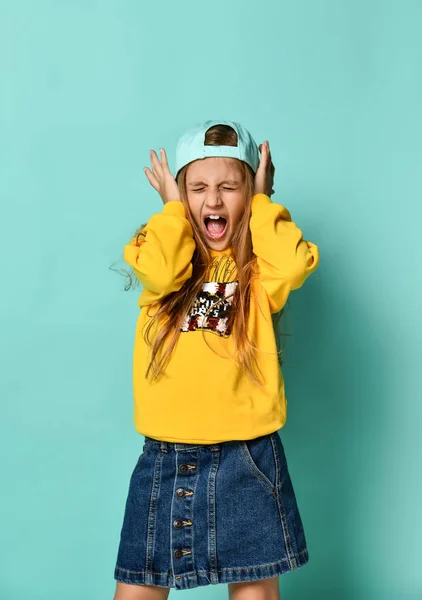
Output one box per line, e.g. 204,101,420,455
208,215,223,219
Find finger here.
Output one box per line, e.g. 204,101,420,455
149,149,163,178
257,155,266,175
259,142,267,165
256,144,262,172
150,149,163,177
266,141,272,166
265,146,272,170
159,147,170,173
144,166,160,191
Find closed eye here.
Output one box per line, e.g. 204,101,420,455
191,186,236,192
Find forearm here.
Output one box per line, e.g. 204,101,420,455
250,193,320,311
124,200,196,298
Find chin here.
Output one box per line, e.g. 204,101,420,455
209,241,228,250
197,227,232,251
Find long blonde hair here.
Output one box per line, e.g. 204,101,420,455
117,125,286,385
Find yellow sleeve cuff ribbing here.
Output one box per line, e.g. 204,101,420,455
162,200,186,218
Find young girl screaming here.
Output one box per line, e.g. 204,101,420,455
113,120,320,599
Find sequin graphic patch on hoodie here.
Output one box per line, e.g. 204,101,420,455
181,281,238,337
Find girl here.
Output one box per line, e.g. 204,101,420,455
113,120,319,600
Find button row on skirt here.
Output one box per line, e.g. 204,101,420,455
173,464,196,559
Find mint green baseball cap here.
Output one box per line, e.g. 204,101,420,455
174,120,260,180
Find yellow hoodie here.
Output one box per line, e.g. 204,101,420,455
123,193,319,443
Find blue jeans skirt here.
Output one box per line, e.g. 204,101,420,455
114,431,309,590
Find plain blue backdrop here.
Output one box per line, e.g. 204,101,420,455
1,1,421,599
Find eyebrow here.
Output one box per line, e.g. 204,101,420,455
188,180,240,186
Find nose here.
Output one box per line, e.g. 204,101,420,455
205,190,223,208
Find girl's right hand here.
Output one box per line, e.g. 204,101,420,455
144,148,181,205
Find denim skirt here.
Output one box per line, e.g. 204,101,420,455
114,431,309,590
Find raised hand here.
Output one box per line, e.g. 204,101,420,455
144,148,181,205
254,140,275,197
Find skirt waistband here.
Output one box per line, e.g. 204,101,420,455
143,432,276,452
144,435,222,452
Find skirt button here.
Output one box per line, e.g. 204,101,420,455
173,519,183,529
176,488,185,497
179,464,188,473
173,549,183,559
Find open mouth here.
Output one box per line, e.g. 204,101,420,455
203,216,228,241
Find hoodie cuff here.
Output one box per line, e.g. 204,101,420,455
251,193,273,208
162,200,186,218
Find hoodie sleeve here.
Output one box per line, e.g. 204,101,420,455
249,193,320,314
123,200,196,306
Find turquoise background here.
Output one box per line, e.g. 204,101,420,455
1,1,421,599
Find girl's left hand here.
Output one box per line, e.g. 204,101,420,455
254,140,275,197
